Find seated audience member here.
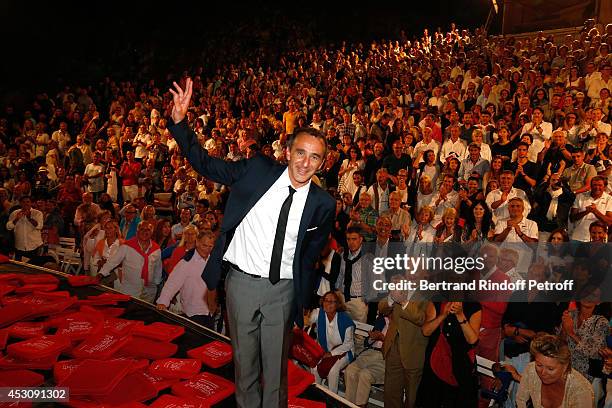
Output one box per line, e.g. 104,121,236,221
344,310,390,407
308,290,355,394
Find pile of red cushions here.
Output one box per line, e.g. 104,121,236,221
0,272,322,406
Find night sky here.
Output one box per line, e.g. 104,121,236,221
0,1,492,106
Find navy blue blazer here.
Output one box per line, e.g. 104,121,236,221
168,120,335,325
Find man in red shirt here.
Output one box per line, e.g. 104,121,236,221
120,150,141,203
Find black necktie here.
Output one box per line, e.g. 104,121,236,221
269,186,296,284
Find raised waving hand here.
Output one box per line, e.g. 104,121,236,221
169,78,193,124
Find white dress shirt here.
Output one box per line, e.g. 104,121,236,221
494,217,539,274
6,209,43,251
157,250,210,317
224,168,309,279
520,121,553,162
440,138,467,163
570,192,612,242
90,238,121,275
485,188,531,222
98,241,162,300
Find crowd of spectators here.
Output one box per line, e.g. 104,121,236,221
1,17,612,407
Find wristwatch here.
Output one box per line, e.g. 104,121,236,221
458,319,468,325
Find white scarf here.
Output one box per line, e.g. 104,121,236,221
546,187,563,221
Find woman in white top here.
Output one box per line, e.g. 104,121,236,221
308,291,355,394
91,220,122,275
338,147,365,195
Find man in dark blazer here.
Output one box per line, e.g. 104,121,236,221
168,78,335,408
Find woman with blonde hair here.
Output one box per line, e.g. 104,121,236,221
90,220,122,275
162,225,198,275
508,334,594,408
434,207,462,243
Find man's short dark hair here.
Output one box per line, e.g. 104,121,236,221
287,127,327,156
592,175,608,186
346,226,363,236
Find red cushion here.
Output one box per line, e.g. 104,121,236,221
0,303,35,328
15,274,59,285
95,371,158,405
72,332,131,360
132,322,185,342
32,290,70,298
19,294,77,319
7,335,71,360
149,394,207,408
0,370,44,387
67,275,99,287
7,322,48,339
59,358,133,396
103,318,144,336
81,305,125,318
149,358,202,379
287,359,315,398
14,283,58,294
65,400,146,408
171,372,235,406
0,254,11,263
288,397,326,408
0,353,61,370
187,340,233,369
0,330,7,350
0,284,16,298
140,371,178,392
117,337,178,360
55,311,105,341
53,359,84,384
79,293,131,306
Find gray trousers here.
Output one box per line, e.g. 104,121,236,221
225,267,294,408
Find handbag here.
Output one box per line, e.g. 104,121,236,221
430,331,458,386
317,352,346,379
290,327,325,368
